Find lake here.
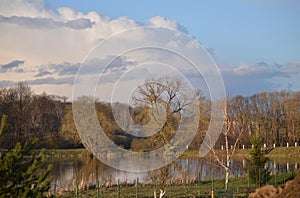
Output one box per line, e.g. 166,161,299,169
47,156,300,191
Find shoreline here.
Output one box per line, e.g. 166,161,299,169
181,147,300,161
22,146,300,160
2,146,300,160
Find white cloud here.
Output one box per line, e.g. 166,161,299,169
0,0,187,64
281,62,300,74
233,61,300,77
148,16,188,33
0,0,50,18
0,1,192,88
233,62,275,76
148,16,178,29
222,61,300,96
0,1,194,100
0,15,94,30
57,7,84,20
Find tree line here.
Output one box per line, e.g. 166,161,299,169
0,82,81,149
220,91,300,149
0,82,299,150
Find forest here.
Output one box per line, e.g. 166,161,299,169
0,82,299,150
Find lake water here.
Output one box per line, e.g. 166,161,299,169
48,156,300,191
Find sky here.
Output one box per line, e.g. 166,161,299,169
0,0,299,101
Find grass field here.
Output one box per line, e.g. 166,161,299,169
180,146,300,159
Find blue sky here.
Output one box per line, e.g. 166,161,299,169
0,0,299,99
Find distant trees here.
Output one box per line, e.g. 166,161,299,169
0,82,299,150
248,91,300,147
95,102,133,149
0,82,81,149
0,82,33,146
212,91,300,150
60,103,83,148
208,91,300,190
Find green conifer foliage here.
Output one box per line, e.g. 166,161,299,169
0,115,8,136
0,115,52,197
246,133,272,187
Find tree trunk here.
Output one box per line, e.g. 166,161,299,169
225,167,229,191
225,128,230,191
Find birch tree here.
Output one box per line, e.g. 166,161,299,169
209,96,248,191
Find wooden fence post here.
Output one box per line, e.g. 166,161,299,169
117,179,120,198
211,170,214,198
136,177,139,198
75,182,78,198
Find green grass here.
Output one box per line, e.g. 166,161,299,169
268,146,300,156
43,149,91,159
181,146,300,159
54,172,295,198
42,146,300,160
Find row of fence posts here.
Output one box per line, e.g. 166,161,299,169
51,170,294,197
221,142,299,150
50,171,229,198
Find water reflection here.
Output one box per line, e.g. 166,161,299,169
48,157,300,192
269,160,299,174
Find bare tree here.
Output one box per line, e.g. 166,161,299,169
31,93,64,148
209,96,248,191
131,76,200,151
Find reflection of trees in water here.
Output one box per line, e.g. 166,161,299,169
48,158,108,192
48,159,82,192
146,158,235,190
76,158,105,189
49,157,148,192
48,157,300,193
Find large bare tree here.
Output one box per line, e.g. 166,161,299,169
130,76,200,151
